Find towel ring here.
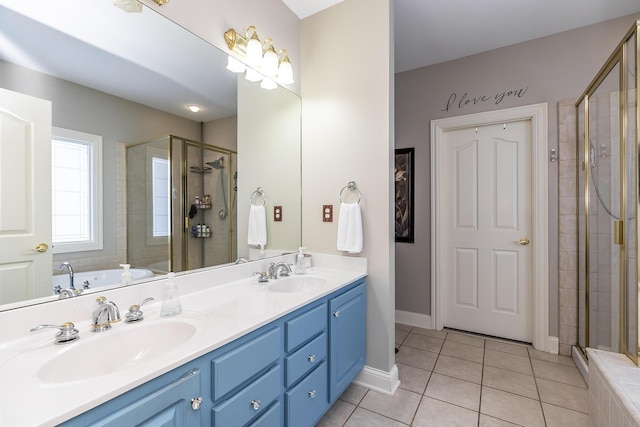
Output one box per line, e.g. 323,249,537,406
339,181,362,204
250,187,267,207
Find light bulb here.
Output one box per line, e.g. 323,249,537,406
245,28,262,67
245,68,263,82
261,42,278,77
260,78,277,90
187,105,201,113
277,58,293,85
226,56,246,73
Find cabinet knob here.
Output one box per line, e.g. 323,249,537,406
308,354,316,363
251,399,261,410
191,397,202,410
333,310,340,318
308,390,317,399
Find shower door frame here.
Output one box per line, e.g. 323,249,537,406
575,20,640,364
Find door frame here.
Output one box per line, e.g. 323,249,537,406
430,103,549,351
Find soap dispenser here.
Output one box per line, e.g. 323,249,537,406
120,264,132,286
160,272,182,317
295,247,307,274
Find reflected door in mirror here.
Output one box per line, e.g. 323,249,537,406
0,88,52,304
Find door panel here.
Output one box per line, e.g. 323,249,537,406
0,88,52,304
444,120,532,342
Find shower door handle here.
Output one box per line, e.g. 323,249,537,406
516,238,530,246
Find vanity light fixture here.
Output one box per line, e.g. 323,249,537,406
187,105,201,113
223,26,294,88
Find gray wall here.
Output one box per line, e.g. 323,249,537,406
394,13,640,337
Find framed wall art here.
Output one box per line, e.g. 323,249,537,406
395,147,414,243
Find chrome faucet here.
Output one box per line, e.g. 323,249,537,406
268,262,292,279
91,297,121,332
58,262,75,290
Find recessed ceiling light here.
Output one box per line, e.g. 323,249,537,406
187,105,201,113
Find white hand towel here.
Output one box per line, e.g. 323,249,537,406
248,205,267,246
337,202,363,253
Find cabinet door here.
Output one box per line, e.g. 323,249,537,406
78,369,201,427
329,282,366,402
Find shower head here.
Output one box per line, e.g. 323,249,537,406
206,157,225,169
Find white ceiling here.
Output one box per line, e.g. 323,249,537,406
282,0,640,73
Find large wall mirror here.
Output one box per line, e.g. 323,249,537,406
0,0,301,311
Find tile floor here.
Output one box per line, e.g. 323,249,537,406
317,324,589,426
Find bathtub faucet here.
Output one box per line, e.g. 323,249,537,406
58,262,75,290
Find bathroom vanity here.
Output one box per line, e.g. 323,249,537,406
60,280,364,426
0,255,367,426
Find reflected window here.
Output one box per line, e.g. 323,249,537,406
152,157,169,237
51,127,103,253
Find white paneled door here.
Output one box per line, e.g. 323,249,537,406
442,120,533,342
0,88,52,305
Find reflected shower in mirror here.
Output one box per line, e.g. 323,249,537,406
0,0,301,310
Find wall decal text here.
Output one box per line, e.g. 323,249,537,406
441,87,528,112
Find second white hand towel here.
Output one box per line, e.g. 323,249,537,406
337,202,363,253
248,204,267,246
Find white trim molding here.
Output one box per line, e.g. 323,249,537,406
430,103,549,352
395,310,432,329
354,364,400,396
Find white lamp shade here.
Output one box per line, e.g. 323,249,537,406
260,78,277,90
262,49,279,77
226,56,246,73
277,60,294,85
246,38,263,67
245,68,263,82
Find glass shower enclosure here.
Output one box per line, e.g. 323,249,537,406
126,135,237,273
576,20,639,363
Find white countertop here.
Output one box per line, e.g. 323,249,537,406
0,254,366,426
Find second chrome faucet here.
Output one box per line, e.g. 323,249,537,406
91,297,121,332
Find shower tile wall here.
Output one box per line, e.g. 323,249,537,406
558,99,579,356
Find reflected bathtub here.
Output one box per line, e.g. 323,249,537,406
52,268,154,292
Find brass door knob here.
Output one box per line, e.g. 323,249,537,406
34,243,49,252
517,238,530,246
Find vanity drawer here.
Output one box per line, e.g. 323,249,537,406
211,327,280,401
248,401,281,427
212,365,281,427
285,303,326,352
285,332,327,387
285,362,328,427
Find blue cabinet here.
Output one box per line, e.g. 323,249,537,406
60,368,202,427
61,279,366,427
329,282,366,402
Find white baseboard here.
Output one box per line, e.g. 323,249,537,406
395,310,432,329
548,336,559,355
353,364,400,396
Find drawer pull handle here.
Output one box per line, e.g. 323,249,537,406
308,390,317,399
333,311,340,317
191,397,202,410
308,354,316,363
251,399,261,410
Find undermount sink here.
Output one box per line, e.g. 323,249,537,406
268,275,327,293
37,314,205,384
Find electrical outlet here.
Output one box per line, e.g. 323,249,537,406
323,205,333,222
274,206,282,222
